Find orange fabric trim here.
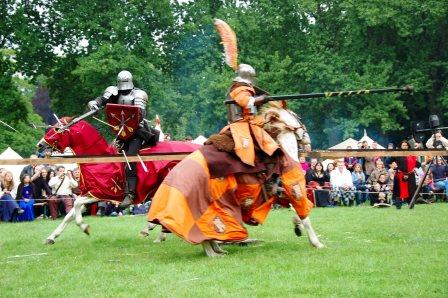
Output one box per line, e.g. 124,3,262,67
250,124,279,156
230,85,255,107
229,122,255,166
195,200,248,242
281,166,314,218
209,175,237,201
251,197,276,224
147,183,196,238
186,150,209,176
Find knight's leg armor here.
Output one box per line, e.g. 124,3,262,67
120,135,144,207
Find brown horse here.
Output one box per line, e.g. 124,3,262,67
38,119,199,244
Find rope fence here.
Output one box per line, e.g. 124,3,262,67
0,188,443,203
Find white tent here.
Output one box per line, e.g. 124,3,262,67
0,147,24,183
192,135,207,145
358,130,385,149
328,138,358,150
329,130,385,150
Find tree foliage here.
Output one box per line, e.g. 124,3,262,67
1,0,446,150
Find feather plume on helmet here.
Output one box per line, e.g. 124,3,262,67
214,19,256,85
214,19,238,71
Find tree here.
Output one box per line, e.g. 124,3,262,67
0,50,43,156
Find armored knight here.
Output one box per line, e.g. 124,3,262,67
221,64,279,166
88,70,159,207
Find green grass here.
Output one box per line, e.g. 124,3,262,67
1,204,447,297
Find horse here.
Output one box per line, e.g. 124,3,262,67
141,102,324,256
38,118,200,244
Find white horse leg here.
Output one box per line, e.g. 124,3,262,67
45,208,76,245
139,222,157,237
293,215,324,248
73,197,99,235
202,240,226,257
153,232,167,243
210,240,228,254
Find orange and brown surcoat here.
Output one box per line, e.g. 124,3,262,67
221,83,279,166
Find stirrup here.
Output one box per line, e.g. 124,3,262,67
120,193,135,207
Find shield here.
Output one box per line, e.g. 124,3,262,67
105,104,142,140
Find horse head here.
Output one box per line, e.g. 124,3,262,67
37,117,74,153
261,102,311,161
37,117,112,156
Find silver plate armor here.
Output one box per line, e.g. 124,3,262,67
117,89,148,118
234,64,256,85
117,70,134,91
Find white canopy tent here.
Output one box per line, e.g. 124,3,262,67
0,147,24,182
329,130,385,150
328,138,358,150
192,135,207,145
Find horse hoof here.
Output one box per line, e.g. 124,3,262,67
45,239,55,245
83,225,90,236
313,242,325,249
153,234,166,243
139,231,149,237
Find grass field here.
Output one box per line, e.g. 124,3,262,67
1,204,447,297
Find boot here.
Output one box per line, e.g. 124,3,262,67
120,177,137,208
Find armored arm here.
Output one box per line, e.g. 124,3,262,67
133,89,148,118
88,86,119,111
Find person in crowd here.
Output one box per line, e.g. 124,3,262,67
344,146,358,172
357,142,363,149
104,201,122,216
430,156,448,201
71,168,82,196
367,159,388,185
330,160,356,206
33,167,52,218
47,168,56,180
0,168,6,185
19,155,41,182
48,165,78,219
0,171,23,222
299,156,310,172
305,158,318,182
370,173,392,207
352,163,368,204
419,173,436,203
184,136,193,142
307,162,331,207
131,202,149,215
384,143,395,169
16,174,37,221
325,162,335,176
387,167,396,190
426,131,448,149
392,140,418,209
358,141,370,173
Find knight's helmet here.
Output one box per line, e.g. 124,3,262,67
234,64,256,85
117,70,134,91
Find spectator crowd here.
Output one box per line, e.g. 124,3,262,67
0,155,149,223
302,134,448,209
1,131,447,222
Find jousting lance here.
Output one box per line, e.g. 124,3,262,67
0,119,18,132
224,85,413,104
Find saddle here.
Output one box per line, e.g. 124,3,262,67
204,132,235,153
